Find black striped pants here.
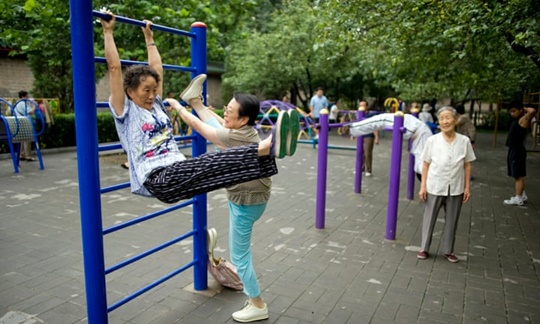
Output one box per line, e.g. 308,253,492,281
143,143,278,204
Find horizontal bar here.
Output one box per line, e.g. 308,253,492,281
173,134,197,141
298,139,316,144
96,101,171,108
327,145,356,151
328,122,348,128
98,135,196,151
92,10,195,38
297,140,356,151
98,143,123,151
103,198,195,235
101,182,130,194
105,229,196,274
108,259,197,313
94,57,196,73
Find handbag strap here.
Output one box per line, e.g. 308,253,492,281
207,228,217,261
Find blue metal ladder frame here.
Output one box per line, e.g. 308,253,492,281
69,2,208,322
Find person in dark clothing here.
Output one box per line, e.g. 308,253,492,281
503,101,536,206
358,100,379,176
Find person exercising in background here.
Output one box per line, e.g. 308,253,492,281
348,112,433,176
358,100,379,177
503,101,536,206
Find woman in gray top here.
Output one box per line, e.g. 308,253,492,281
167,87,300,322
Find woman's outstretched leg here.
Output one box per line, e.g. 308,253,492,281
180,74,216,122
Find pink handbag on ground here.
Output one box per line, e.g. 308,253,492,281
207,228,244,291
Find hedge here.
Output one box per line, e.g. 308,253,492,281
0,112,119,154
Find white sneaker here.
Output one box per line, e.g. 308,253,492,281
522,191,528,202
180,74,206,103
365,172,372,177
232,300,269,322
503,196,524,206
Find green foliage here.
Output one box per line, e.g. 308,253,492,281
43,112,117,147
39,114,77,149
96,112,120,143
479,110,512,131
1,0,74,111
211,108,224,118
2,0,538,119
91,0,263,99
2,0,263,112
0,112,119,154
320,0,540,102
223,0,359,108
222,0,430,107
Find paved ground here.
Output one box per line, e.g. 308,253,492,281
0,130,539,324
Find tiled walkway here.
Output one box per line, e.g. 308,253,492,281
1,131,539,323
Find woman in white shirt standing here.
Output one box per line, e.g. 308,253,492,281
416,106,476,263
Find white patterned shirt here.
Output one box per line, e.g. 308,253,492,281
110,96,186,196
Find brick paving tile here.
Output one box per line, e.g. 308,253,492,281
1,131,539,323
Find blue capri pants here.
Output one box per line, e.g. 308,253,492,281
228,201,267,298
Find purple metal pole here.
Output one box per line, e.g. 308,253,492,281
315,110,329,229
406,109,419,200
386,112,405,240
354,108,365,193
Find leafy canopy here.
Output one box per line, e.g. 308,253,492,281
1,0,260,111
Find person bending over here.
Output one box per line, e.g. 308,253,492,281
348,112,433,176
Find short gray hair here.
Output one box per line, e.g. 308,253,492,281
437,106,458,119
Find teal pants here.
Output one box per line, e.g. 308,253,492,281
205,117,267,297
228,201,267,298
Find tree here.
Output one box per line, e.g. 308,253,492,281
1,1,73,110
1,0,262,111
320,0,540,102
223,0,374,108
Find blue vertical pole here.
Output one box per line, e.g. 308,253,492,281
315,110,329,229
406,109,419,200
386,112,405,240
190,22,208,291
354,108,365,193
69,0,108,322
